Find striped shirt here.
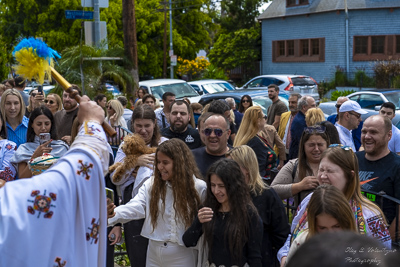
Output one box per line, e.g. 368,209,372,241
6,116,29,148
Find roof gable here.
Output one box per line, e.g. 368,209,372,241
258,0,400,20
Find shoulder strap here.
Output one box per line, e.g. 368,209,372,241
161,114,166,128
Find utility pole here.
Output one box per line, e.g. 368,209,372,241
163,2,167,78
94,0,101,46
169,0,174,78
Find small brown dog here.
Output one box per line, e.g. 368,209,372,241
109,134,157,183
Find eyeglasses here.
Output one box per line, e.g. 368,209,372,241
202,128,227,137
44,99,55,104
304,126,326,134
242,100,250,103
329,144,353,151
31,93,37,97
335,104,341,109
348,112,361,119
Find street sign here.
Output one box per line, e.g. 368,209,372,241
171,55,177,66
81,0,109,8
84,21,108,47
65,10,94,20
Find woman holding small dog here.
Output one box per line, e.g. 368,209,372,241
109,138,206,267
111,104,167,267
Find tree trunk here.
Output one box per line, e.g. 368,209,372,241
122,0,139,97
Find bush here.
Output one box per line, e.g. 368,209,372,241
354,70,375,87
373,58,400,88
331,89,356,101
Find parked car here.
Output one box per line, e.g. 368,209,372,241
198,89,288,116
319,90,400,128
188,79,235,95
240,74,320,104
139,79,201,104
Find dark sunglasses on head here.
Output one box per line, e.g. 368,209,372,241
44,99,55,104
202,128,227,137
304,125,326,134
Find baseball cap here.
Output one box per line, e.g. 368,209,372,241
339,100,368,114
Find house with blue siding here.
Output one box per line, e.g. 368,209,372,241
258,0,400,83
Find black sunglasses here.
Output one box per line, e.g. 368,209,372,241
202,128,227,137
44,99,55,104
335,104,341,109
242,99,250,103
31,93,37,97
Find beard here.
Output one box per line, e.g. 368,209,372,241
170,120,187,133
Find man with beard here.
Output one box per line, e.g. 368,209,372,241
266,84,288,129
275,93,301,163
54,85,81,145
192,114,231,177
161,100,201,149
356,115,400,240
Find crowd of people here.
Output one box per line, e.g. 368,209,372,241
0,78,399,266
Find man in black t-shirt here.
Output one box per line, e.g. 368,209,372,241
192,114,231,177
161,100,201,149
356,115,400,238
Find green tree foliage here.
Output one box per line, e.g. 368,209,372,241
208,27,260,70
219,0,267,32
209,0,268,76
0,0,213,79
0,0,83,53
57,43,133,98
0,36,10,80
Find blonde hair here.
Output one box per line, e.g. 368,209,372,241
0,89,26,124
322,146,387,224
106,99,124,124
307,185,357,237
233,106,263,147
226,145,266,196
47,93,62,112
305,108,325,127
229,109,235,125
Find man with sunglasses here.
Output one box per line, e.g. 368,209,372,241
191,114,231,177
161,100,201,149
327,97,363,151
335,100,367,151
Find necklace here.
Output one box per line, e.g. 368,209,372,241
221,211,226,220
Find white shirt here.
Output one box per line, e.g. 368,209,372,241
108,176,206,246
335,122,356,151
388,124,400,153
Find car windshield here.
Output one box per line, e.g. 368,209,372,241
291,77,316,86
252,97,273,115
151,83,198,99
218,82,235,91
202,83,226,94
383,92,400,109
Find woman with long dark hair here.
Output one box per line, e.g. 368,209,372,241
226,145,289,266
10,106,68,178
111,104,167,267
108,138,206,266
238,95,253,114
183,158,263,266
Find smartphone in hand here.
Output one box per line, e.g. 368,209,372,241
106,187,115,202
39,133,51,145
38,85,43,95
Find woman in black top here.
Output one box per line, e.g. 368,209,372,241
183,158,263,267
226,145,290,267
